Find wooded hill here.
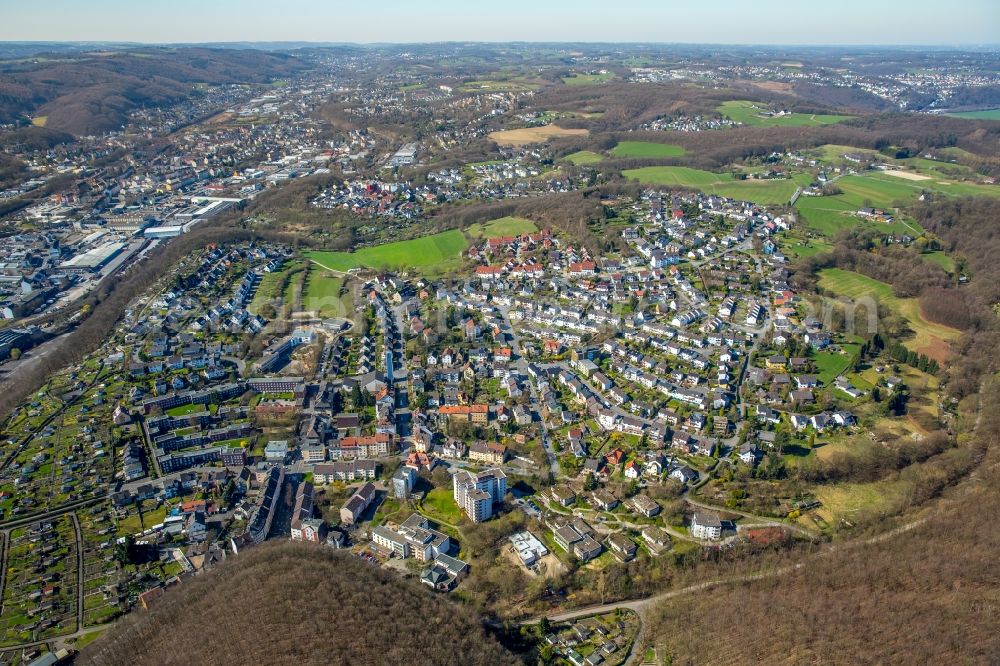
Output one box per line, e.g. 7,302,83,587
0,48,306,135
79,542,519,666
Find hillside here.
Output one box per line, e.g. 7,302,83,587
79,543,519,666
642,195,1000,665
646,408,1000,665
0,48,306,135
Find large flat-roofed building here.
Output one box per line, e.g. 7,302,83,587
388,142,418,166
509,530,549,566
59,241,126,273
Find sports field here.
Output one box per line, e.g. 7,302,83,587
466,216,538,239
307,230,467,275
610,141,686,158
817,268,961,362
563,150,603,165
488,124,589,146
719,100,851,126
622,166,799,205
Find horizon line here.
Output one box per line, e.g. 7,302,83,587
1,40,999,49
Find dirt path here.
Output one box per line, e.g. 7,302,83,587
71,512,85,631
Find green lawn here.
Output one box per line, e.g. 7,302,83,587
248,263,296,315
466,216,538,239
419,486,464,525
166,403,205,417
307,230,467,275
812,345,860,385
303,271,347,317
946,108,1000,120
781,237,834,258
622,166,799,205
922,251,955,273
563,150,604,165
718,100,851,127
610,141,686,159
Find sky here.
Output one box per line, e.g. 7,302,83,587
1,0,998,46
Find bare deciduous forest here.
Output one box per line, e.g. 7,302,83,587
79,543,520,666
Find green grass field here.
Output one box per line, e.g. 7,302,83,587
811,477,914,523
813,344,860,385
622,166,799,205
718,100,851,127
562,72,615,86
466,216,538,239
946,108,1000,120
303,271,348,317
817,268,961,361
797,170,998,239
867,171,999,200
307,230,467,275
460,79,538,93
248,261,298,315
922,251,956,273
610,141,686,159
563,150,604,165
781,237,834,258
809,144,882,164
420,487,465,525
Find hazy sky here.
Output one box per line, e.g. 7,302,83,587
2,0,998,45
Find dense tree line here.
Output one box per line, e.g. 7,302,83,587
80,542,520,666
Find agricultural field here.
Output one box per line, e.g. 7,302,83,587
562,150,603,165
459,79,538,93
622,166,799,205
808,144,882,165
465,216,538,239
306,229,467,275
946,108,1000,120
562,71,615,86
817,268,961,362
610,141,686,159
488,124,589,146
795,189,921,239
718,100,851,126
